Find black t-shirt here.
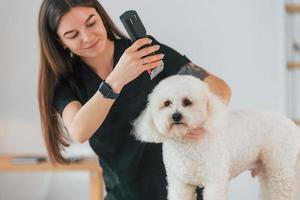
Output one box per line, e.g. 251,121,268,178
53,36,198,200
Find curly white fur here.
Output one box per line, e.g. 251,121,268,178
131,75,300,200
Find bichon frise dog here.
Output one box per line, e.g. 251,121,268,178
131,75,300,200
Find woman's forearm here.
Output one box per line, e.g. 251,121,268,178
68,92,115,143
67,75,124,143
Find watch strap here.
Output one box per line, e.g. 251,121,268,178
98,80,119,99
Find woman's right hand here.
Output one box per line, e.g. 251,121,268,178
106,38,164,93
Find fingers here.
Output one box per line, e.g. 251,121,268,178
129,38,161,58
125,37,165,74
130,38,153,52
142,54,164,65
136,44,161,58
142,60,163,71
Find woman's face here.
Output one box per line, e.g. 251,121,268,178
57,6,109,58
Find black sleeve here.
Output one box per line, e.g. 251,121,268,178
147,35,191,75
53,81,79,116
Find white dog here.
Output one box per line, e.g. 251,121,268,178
131,75,300,200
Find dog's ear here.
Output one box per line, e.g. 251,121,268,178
131,104,163,143
203,90,228,132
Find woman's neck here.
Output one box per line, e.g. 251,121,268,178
82,39,115,80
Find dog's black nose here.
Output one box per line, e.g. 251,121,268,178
172,112,182,122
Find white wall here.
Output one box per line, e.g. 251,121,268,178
287,13,300,119
105,0,286,112
0,0,286,199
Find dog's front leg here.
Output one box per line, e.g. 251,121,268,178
203,181,229,200
167,174,196,200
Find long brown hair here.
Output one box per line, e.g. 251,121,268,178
38,0,126,164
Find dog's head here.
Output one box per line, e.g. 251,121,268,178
131,75,227,143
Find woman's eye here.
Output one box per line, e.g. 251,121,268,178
69,33,78,39
87,21,96,27
66,32,78,39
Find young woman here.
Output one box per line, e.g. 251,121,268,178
38,0,231,199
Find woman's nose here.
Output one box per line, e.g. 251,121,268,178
81,30,92,43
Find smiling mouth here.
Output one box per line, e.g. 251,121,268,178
86,39,100,49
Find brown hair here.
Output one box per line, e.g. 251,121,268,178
38,0,126,164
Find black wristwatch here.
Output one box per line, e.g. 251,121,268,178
98,80,119,99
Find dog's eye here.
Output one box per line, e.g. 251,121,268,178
183,98,192,107
164,100,172,107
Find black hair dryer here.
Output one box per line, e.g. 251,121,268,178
120,10,164,80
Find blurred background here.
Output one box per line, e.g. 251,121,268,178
0,0,299,199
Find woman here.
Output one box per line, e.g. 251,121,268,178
37,0,231,199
